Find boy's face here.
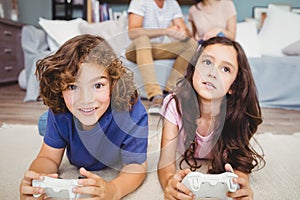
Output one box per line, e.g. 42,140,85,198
193,43,238,101
62,63,111,130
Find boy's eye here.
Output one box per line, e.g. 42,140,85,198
94,83,104,89
67,84,77,90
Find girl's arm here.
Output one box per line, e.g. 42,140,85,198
74,162,147,200
158,119,194,199
158,119,178,188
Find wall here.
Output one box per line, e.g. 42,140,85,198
18,0,300,25
18,0,51,25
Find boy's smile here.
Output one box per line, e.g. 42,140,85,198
62,63,111,130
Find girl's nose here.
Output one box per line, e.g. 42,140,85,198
208,73,216,79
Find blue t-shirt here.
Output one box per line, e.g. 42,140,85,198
44,98,148,171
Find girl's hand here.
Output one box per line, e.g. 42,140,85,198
19,170,58,199
225,163,254,200
163,168,194,200
74,167,118,200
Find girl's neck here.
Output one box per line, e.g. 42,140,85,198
199,99,221,119
196,98,223,136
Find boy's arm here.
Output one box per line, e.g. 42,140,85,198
76,162,147,199
29,141,65,174
110,162,147,199
20,142,64,199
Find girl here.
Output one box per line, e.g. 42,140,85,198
19,34,148,200
158,37,265,200
189,0,237,42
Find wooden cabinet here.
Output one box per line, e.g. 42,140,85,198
0,18,24,84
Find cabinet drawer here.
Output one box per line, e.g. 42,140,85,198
0,62,22,83
0,25,20,43
0,45,18,60
0,19,24,84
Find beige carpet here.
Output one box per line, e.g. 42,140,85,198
0,124,299,200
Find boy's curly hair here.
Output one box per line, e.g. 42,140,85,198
36,34,138,113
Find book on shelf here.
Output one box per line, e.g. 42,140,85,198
91,0,112,22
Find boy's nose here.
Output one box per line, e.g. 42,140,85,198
79,88,94,103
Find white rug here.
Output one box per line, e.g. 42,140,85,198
0,124,299,200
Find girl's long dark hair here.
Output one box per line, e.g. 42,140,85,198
167,37,265,174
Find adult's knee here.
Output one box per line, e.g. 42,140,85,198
133,36,152,49
185,38,198,51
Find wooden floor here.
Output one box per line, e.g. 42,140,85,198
1,82,300,134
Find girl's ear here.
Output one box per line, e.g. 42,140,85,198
228,89,233,95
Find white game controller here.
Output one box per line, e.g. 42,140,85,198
32,176,89,199
181,172,239,200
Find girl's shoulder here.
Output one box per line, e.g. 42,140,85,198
160,94,179,115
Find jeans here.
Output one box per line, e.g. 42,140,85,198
125,36,198,100
38,111,48,136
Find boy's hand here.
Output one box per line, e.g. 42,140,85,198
19,170,58,200
73,167,118,200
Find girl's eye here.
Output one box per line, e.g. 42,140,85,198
203,59,212,66
67,84,77,90
94,83,104,89
222,66,231,73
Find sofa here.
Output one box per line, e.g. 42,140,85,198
19,16,174,101
19,4,300,110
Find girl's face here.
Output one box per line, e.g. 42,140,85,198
62,63,111,130
193,43,238,101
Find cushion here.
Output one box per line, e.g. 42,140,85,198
78,16,129,56
258,4,300,56
282,39,300,56
38,17,83,51
235,21,261,58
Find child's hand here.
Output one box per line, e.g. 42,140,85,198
163,168,194,200
225,163,254,200
74,167,118,200
19,170,58,199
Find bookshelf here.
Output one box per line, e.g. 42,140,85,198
52,0,194,22
85,0,194,23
